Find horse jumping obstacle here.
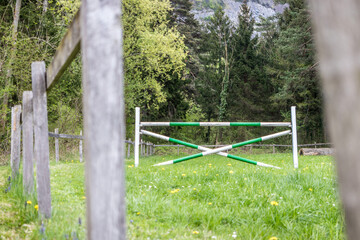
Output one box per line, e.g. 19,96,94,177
134,106,299,168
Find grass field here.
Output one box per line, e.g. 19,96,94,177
0,153,344,239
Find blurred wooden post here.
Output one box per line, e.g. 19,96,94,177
32,61,51,218
79,130,83,162
55,128,59,163
146,142,149,156
10,105,21,177
309,1,360,238
273,144,275,154
314,142,317,149
81,0,126,238
22,91,34,194
127,138,131,158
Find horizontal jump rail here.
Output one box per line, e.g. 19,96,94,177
153,143,333,148
140,122,291,127
154,130,291,166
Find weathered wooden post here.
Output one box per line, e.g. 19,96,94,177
32,61,51,218
55,128,59,163
309,1,360,238
140,140,144,156
79,130,83,162
22,91,34,194
146,142,149,157
10,105,21,177
81,0,126,238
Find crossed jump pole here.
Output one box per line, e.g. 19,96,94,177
134,106,299,168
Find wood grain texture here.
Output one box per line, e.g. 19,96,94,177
309,0,360,238
81,0,126,238
46,10,81,90
22,91,34,194
55,128,59,163
10,105,21,177
32,61,51,218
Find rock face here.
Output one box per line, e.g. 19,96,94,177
190,0,288,25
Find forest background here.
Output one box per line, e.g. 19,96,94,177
0,0,323,163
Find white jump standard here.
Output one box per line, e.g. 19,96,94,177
141,130,281,169
134,106,299,168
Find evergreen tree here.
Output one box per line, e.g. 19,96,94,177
267,0,324,142
228,2,271,126
196,7,233,143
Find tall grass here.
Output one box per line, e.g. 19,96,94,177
0,153,344,239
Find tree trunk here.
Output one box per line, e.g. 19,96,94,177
1,0,22,130
299,148,334,156
309,0,360,239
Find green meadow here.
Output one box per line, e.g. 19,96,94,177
0,153,344,239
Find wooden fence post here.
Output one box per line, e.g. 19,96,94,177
146,142,149,157
55,128,59,163
273,144,275,154
22,91,34,194
10,105,21,177
81,0,126,238
79,130,83,162
309,1,360,238
32,61,51,218
127,138,131,158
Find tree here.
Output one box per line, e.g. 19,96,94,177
197,7,233,143
267,0,323,142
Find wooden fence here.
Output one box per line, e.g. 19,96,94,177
9,1,126,238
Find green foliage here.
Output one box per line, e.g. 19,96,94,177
264,0,324,142
123,0,187,115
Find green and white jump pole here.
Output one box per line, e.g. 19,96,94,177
149,130,290,167
141,130,281,169
134,106,299,168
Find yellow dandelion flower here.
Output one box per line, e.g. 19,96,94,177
193,231,199,235
82,196,86,199
27,200,32,205
227,163,232,166
193,188,196,191
128,165,132,168
182,174,186,177
216,174,219,176
170,190,176,194
244,178,247,180
136,212,140,215
162,168,165,170
229,170,234,174
269,237,278,240
208,202,212,205
34,205,39,211
270,201,279,206
193,171,197,174
205,174,208,176
309,188,313,191
131,164,134,167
